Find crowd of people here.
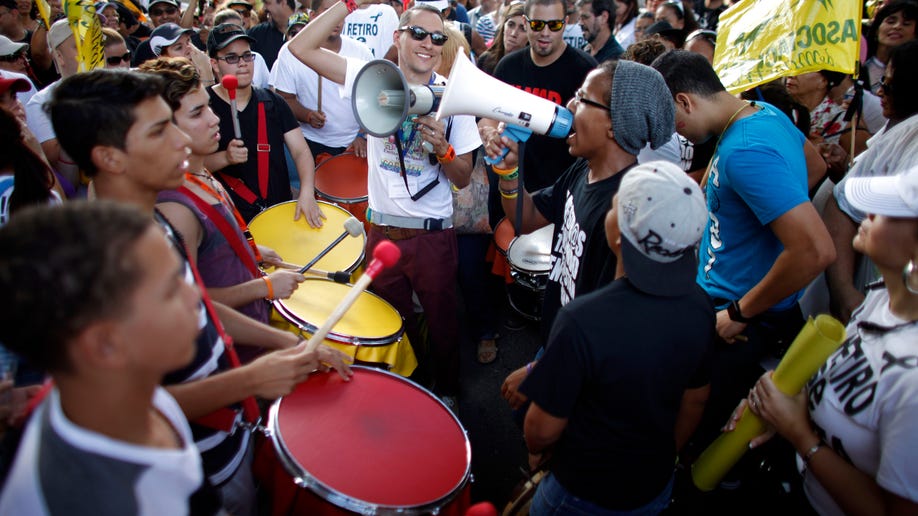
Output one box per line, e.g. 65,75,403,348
0,0,917,514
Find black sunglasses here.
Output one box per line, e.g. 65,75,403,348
525,17,564,32
149,5,178,16
880,76,895,95
398,25,448,46
216,51,256,64
105,51,131,65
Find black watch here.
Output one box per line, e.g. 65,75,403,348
727,300,753,323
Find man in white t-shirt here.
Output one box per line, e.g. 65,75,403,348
289,1,481,404
0,202,223,515
272,0,373,157
342,0,399,59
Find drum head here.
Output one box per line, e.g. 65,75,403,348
314,152,369,204
248,201,366,273
274,278,404,346
508,224,554,274
269,367,471,514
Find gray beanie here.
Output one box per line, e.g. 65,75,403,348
610,60,675,155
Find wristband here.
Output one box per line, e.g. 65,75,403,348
263,276,274,300
499,170,519,181
727,300,753,323
802,442,824,465
436,144,456,164
499,185,519,199
344,0,358,13
492,164,518,177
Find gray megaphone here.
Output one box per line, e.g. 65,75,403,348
436,52,573,163
351,59,445,137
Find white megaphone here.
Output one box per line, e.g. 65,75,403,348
351,59,445,138
436,52,573,163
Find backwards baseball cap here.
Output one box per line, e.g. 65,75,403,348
610,60,675,155
0,76,30,96
287,12,309,29
618,161,707,296
845,164,918,218
207,23,256,57
149,22,194,56
0,35,28,57
148,0,180,9
416,0,450,11
48,19,74,51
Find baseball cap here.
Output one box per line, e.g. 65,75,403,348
48,19,74,51
207,23,256,57
0,36,28,57
617,161,707,297
149,22,194,56
845,164,918,218
0,76,30,96
287,12,309,31
416,0,450,11
148,0,180,9
645,20,682,39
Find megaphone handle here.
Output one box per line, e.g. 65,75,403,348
483,125,533,165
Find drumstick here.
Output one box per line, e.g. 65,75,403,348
303,241,401,354
272,261,350,282
221,74,242,139
298,217,363,274
317,76,323,113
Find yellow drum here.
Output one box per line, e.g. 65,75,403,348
249,201,366,274
272,278,417,377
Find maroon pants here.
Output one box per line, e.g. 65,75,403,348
367,226,460,396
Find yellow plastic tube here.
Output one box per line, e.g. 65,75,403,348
691,314,847,491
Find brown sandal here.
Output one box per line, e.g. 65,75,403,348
477,339,498,364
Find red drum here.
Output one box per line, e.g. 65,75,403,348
314,152,369,224
267,366,471,515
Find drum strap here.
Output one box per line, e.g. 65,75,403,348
179,175,263,276
187,255,262,430
216,101,271,211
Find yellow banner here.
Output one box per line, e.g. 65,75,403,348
713,0,862,94
64,0,104,72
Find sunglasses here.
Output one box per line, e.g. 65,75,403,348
398,25,448,46
149,5,178,16
574,89,610,111
686,29,716,45
525,17,564,32
105,51,131,65
216,51,256,64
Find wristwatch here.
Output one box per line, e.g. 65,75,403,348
727,300,753,323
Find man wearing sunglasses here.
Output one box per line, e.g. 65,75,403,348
288,1,481,407
206,23,323,226
479,0,595,227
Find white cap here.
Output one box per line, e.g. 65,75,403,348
618,160,707,296
845,164,918,218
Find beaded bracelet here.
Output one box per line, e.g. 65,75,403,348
499,185,519,199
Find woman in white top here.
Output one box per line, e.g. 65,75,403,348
740,166,918,515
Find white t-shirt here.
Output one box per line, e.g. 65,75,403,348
341,58,481,220
270,37,373,147
0,387,208,516
0,174,63,227
563,24,586,51
343,4,400,59
638,133,690,171
25,80,59,144
615,16,636,50
804,287,918,514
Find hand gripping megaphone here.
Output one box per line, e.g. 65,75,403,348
436,52,574,164
351,59,445,137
